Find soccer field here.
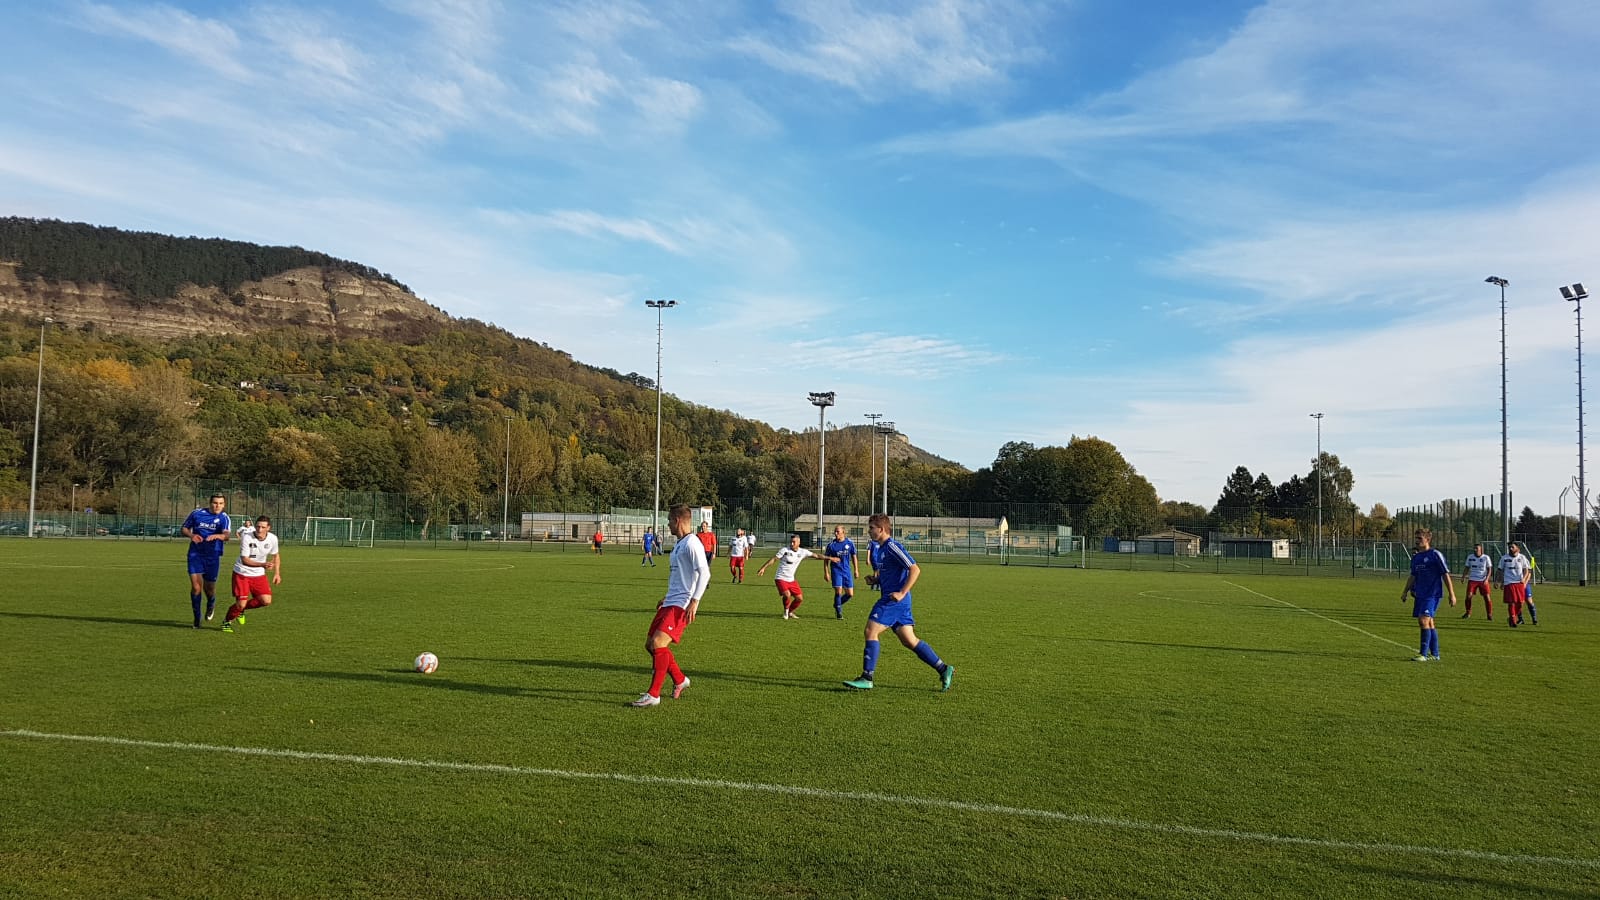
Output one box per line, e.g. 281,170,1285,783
2,541,1597,898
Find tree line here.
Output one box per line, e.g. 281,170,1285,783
0,217,407,304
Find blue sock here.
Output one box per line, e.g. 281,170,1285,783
1420,632,1428,656
1526,600,1537,621
913,640,943,671
1428,629,1439,657
862,640,881,679
190,593,202,622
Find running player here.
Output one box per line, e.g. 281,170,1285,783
631,504,711,708
728,528,753,583
755,534,838,619
222,516,281,633
180,494,231,628
824,525,860,619
1400,528,1455,660
843,514,953,691
1461,542,1493,620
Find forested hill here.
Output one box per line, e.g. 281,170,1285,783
0,217,407,302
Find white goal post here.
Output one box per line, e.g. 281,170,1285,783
303,516,375,547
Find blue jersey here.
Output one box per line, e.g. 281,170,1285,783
826,538,856,572
182,508,231,558
867,540,882,571
643,532,657,553
1409,548,1450,602
875,538,917,597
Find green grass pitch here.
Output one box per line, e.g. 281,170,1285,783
2,540,1597,898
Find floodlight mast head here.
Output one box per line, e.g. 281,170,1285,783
808,391,836,408
645,299,677,309
1486,276,1509,287
1561,283,1588,302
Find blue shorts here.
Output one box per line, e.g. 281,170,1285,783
831,568,854,589
1411,595,1442,619
187,553,221,581
868,596,915,630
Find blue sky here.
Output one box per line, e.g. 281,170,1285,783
3,0,1599,513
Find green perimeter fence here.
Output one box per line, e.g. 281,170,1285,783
4,477,1594,583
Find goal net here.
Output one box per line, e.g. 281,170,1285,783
304,516,375,547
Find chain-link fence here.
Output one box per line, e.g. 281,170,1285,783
5,476,1594,583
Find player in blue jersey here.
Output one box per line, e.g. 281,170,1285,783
825,525,860,619
843,514,953,691
1400,528,1456,661
641,527,657,567
181,494,231,628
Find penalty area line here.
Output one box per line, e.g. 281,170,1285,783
4,728,1595,872
1225,581,1414,652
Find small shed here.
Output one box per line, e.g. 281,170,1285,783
1137,529,1203,557
1218,537,1291,559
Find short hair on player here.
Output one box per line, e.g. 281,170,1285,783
868,513,891,531
255,515,272,526
210,494,226,503
668,504,691,527
1414,527,1431,541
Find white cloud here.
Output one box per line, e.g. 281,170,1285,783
77,3,250,80
732,0,1052,99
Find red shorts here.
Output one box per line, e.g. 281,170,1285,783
648,604,689,644
775,579,802,599
730,556,746,570
232,572,271,601
1502,582,1527,604
1467,579,1490,596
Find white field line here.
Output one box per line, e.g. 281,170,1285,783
1225,581,1414,652
4,728,1595,872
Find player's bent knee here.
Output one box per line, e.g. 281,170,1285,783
259,596,272,606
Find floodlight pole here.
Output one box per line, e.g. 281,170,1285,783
865,412,884,515
26,317,50,539
71,483,79,537
1563,283,1590,585
809,392,835,545
646,299,677,537
502,414,513,540
878,421,896,514
1310,413,1323,565
1488,276,1511,548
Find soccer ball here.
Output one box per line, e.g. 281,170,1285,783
414,652,439,674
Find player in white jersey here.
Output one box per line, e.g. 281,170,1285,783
728,528,753,583
1461,543,1493,620
1495,544,1531,628
631,504,712,707
222,515,281,633
756,534,839,619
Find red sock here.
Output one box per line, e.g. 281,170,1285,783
648,647,673,697
667,656,684,685
226,601,243,620
789,597,802,612
782,598,792,613
1484,598,1492,617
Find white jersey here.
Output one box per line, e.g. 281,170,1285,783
663,534,711,609
233,530,280,577
1498,553,1530,585
771,547,814,582
729,534,752,558
1464,552,1492,581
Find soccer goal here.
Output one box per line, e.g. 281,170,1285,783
304,516,375,547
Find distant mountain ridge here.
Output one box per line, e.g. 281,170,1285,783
0,217,962,471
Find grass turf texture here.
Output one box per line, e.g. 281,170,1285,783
1,541,1597,899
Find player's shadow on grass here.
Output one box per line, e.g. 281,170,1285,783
1065,635,1373,660
1342,861,1598,899
230,666,623,706
457,656,849,693
0,610,193,630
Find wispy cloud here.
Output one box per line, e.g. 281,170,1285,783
77,2,249,80
732,0,1052,99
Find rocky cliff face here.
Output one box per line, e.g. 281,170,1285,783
0,261,447,339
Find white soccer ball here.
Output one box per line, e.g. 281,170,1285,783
414,652,439,674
